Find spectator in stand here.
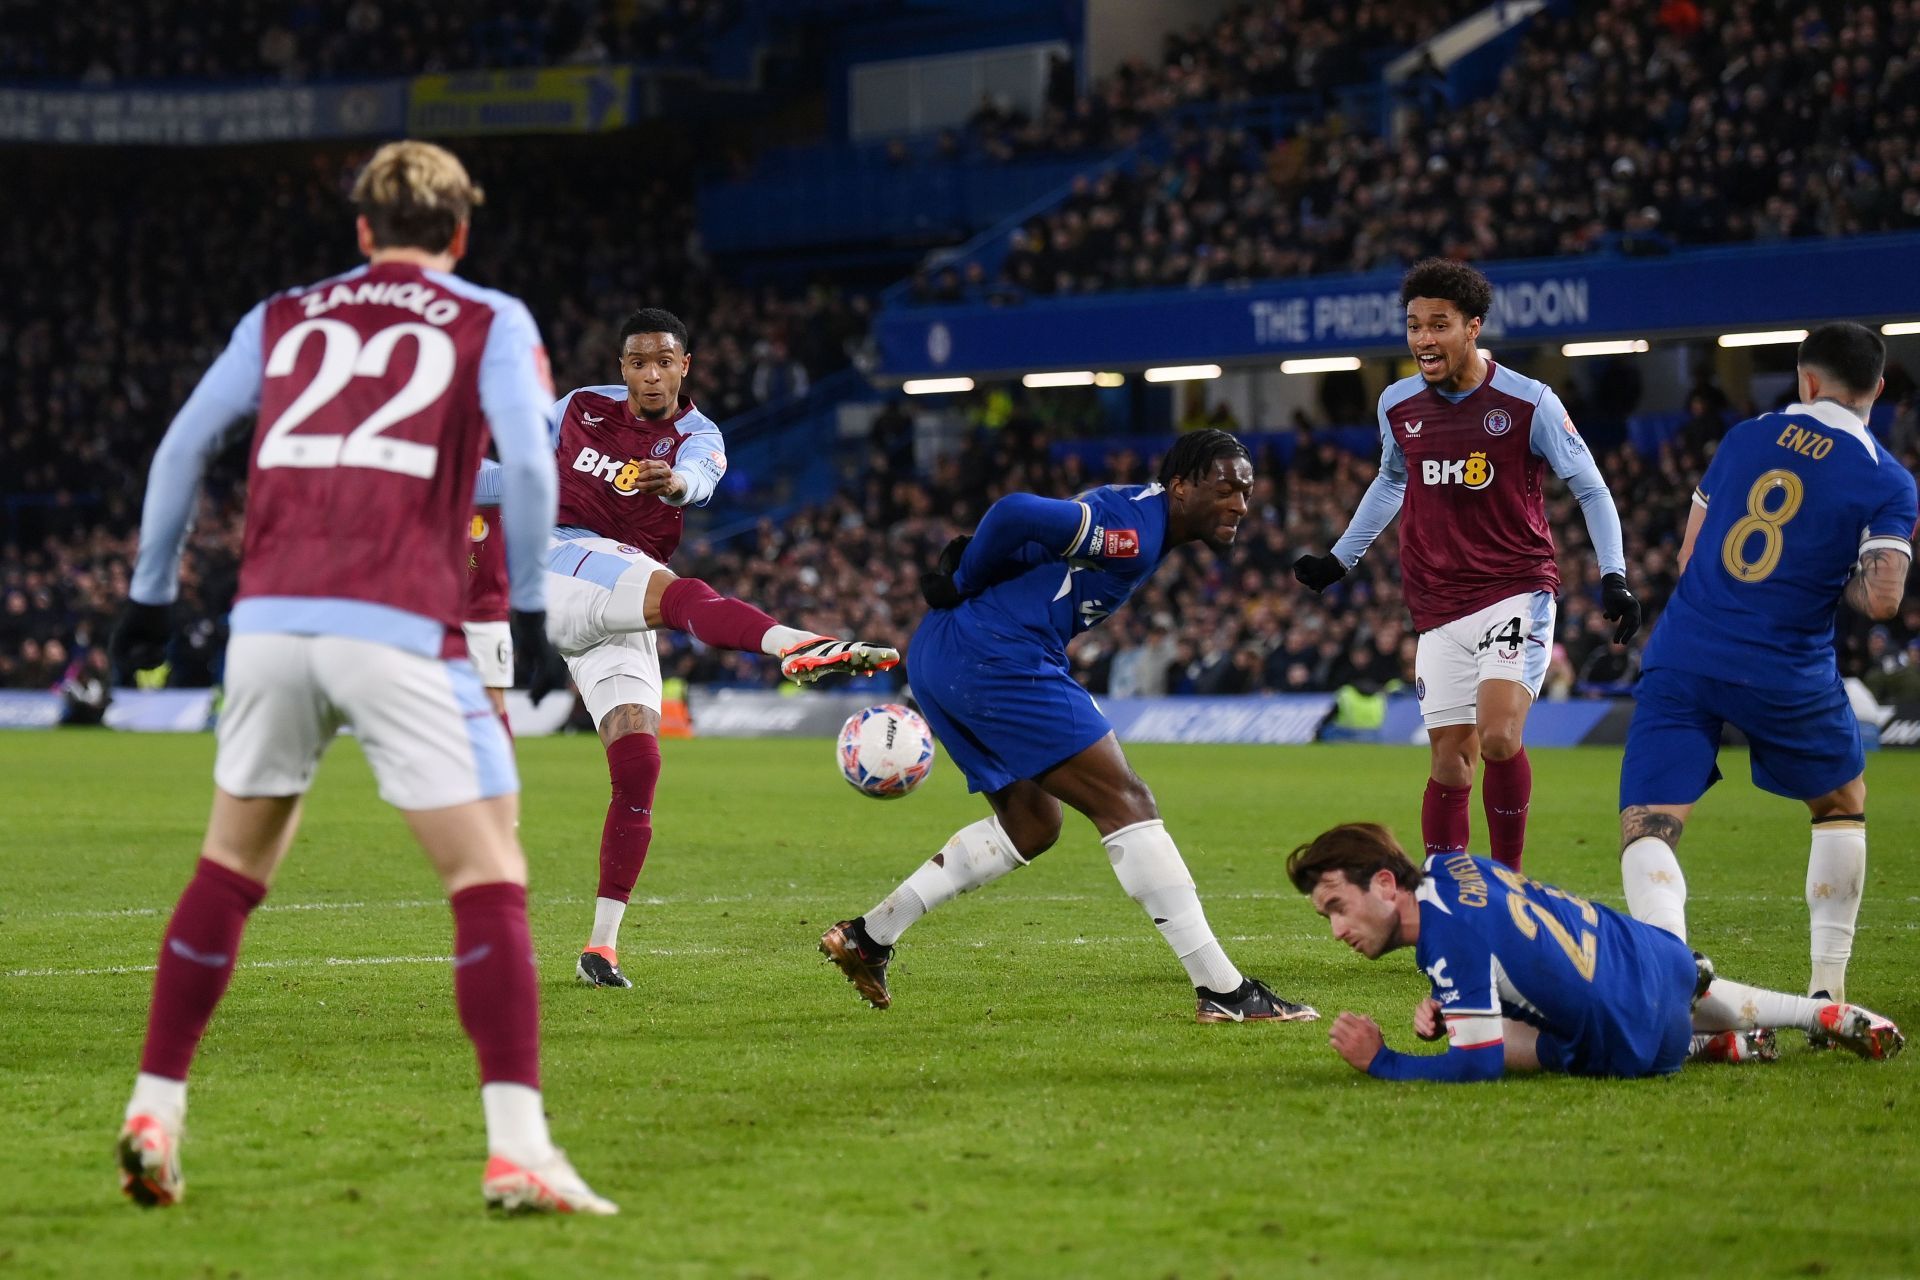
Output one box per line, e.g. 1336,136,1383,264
949,0,1920,300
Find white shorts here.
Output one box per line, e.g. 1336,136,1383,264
463,620,512,688
545,535,666,728
215,633,517,810
1414,590,1556,729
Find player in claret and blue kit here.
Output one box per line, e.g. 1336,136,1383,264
821,430,1319,1024
1287,823,1902,1082
479,306,899,989
107,142,613,1213
1617,322,1917,1006
1294,259,1639,873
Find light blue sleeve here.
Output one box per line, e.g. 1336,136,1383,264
546,392,575,451
1329,402,1408,568
472,458,502,507
661,424,727,508
1530,391,1625,576
478,302,559,612
1528,388,1593,478
131,303,266,604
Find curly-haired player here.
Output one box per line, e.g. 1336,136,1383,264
1293,258,1639,872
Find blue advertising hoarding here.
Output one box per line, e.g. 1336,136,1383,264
874,234,1920,377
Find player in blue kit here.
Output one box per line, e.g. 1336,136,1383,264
1286,823,1902,1081
820,431,1319,1023
1617,323,1917,1005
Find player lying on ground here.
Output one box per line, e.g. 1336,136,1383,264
477,306,899,989
1617,321,1917,1007
821,430,1318,1024
1286,822,1902,1081
1293,258,1638,872
109,141,613,1213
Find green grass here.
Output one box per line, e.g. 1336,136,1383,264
2,732,1915,1280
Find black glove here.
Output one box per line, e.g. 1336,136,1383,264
920,534,972,610
1601,572,1642,645
110,600,172,673
1292,552,1348,593
510,609,570,705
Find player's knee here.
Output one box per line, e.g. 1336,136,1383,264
1480,728,1522,762
1108,776,1159,829
1000,809,1061,860
1429,751,1474,788
1812,776,1866,819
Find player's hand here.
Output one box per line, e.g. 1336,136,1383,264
1292,552,1348,593
1601,572,1641,645
109,600,172,673
920,534,972,609
629,459,684,499
1413,997,1446,1041
1329,1012,1385,1071
510,609,571,706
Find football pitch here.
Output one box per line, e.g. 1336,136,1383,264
3,732,1915,1280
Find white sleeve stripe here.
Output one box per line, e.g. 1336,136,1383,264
1860,535,1913,556
1691,489,1708,509
1065,501,1092,556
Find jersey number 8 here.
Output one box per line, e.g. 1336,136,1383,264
256,318,456,479
1720,468,1804,584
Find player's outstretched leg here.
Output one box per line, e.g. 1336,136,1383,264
821,817,1031,1008
121,857,270,1204
1694,970,1903,1061
650,576,897,685
1102,818,1318,1024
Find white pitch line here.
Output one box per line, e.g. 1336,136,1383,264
18,889,1916,924
20,914,1920,982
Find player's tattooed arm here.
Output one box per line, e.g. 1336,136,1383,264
1620,806,1685,850
1843,546,1911,621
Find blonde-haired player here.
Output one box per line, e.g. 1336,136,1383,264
111,140,613,1215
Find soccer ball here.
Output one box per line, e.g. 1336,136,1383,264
837,703,935,799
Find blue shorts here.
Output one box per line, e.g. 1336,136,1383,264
1619,666,1864,807
907,609,1112,795
1534,924,1696,1079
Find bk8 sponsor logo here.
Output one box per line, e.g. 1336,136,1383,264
1420,451,1494,490
571,446,650,497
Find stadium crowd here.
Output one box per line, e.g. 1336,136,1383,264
647,389,1920,705
3,139,869,526
7,373,1919,710
1,0,739,82
951,0,1481,166
952,0,1920,299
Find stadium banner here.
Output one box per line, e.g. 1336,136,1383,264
1378,694,1617,748
0,83,405,144
688,688,879,737
104,689,216,733
0,691,62,729
502,688,575,738
874,233,1920,377
1102,695,1334,745
1878,704,1920,749
407,68,631,135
